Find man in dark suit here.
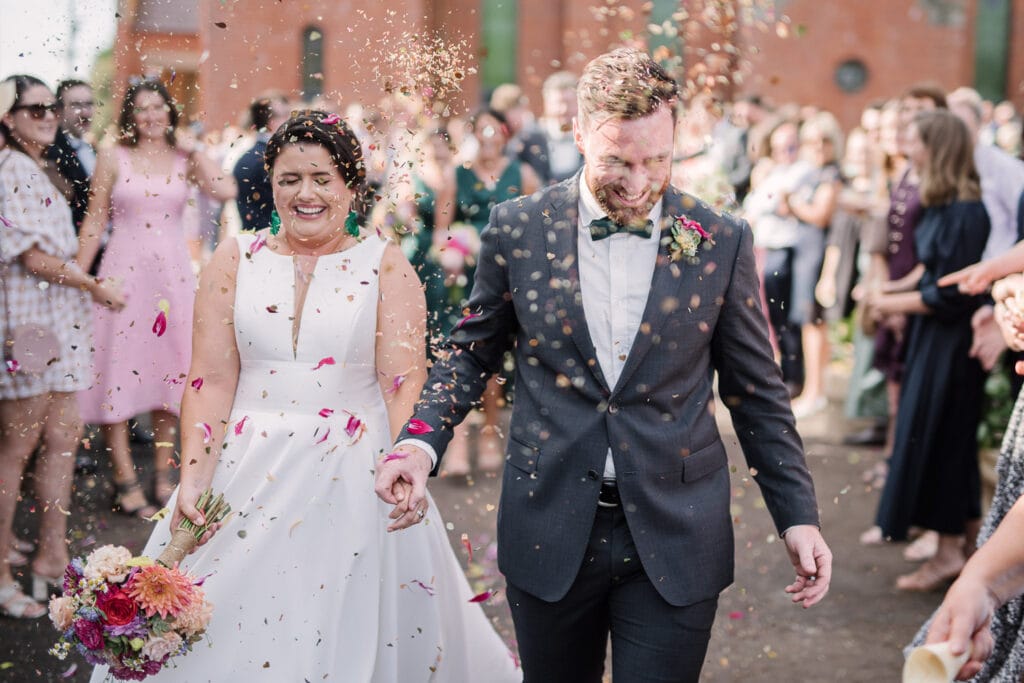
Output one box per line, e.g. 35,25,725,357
377,48,832,683
233,91,290,232
47,79,95,234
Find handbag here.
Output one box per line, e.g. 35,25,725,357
0,152,61,375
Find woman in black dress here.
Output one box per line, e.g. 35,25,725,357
864,109,990,591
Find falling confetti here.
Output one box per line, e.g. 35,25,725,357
152,310,168,337
191,377,204,391
195,422,212,444
313,356,336,370
408,419,433,435
234,416,249,435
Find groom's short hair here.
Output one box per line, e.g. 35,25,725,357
577,48,678,125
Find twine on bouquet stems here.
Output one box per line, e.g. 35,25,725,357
157,489,232,567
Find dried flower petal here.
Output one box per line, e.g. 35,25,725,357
410,579,435,596
195,422,212,444
190,377,204,391
5,359,19,373
468,590,493,603
454,312,479,330
407,419,433,435
318,408,334,418
321,113,341,125
313,356,336,370
315,427,330,445
382,452,408,463
152,311,168,337
387,373,407,394
461,533,473,562
233,415,249,436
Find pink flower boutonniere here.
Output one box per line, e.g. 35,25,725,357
669,215,714,261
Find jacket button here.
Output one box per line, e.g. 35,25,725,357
587,469,599,480
607,403,619,414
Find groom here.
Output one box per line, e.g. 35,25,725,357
376,48,832,682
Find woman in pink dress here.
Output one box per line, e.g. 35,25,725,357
77,80,235,517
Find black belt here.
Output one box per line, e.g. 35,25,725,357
598,480,620,507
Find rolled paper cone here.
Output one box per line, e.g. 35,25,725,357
903,642,971,683
157,528,198,568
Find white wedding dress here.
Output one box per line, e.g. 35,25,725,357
91,233,520,682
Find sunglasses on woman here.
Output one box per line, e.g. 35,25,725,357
11,103,58,120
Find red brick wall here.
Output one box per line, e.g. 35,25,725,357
736,0,976,129
113,0,1024,135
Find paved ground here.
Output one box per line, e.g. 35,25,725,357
0,373,945,682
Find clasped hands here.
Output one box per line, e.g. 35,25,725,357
374,445,434,532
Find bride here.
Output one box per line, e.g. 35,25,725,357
91,111,520,682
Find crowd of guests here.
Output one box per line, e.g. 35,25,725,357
5,61,1024,681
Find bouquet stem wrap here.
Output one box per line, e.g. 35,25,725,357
156,489,231,568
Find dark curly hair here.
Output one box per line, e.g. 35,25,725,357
264,110,365,190
118,79,178,147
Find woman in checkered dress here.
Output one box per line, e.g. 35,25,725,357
0,75,124,619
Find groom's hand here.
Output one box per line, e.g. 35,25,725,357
782,525,833,608
375,445,432,532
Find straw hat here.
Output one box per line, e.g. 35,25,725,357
0,79,15,120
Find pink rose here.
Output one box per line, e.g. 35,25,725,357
48,596,75,631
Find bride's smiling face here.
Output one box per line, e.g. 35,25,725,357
271,143,354,244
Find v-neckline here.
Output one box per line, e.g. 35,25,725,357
291,254,319,358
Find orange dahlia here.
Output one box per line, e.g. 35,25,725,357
125,565,194,619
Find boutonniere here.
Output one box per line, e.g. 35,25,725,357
669,215,714,261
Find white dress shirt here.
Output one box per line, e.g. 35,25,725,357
976,143,1024,261
400,176,663,474
576,175,663,479
66,134,96,176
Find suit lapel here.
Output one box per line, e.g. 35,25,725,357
611,187,691,396
545,176,611,393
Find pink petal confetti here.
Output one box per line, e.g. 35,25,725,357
410,579,435,596
321,113,341,125
195,422,212,444
407,419,433,435
318,408,334,418
382,452,408,463
152,310,168,337
233,415,249,436
461,533,473,562
343,412,362,438
249,232,267,255
678,215,712,240
728,610,744,620
314,427,330,445
0,214,13,228
61,663,78,678
163,376,184,385
312,356,336,370
5,359,19,373
468,590,493,603
453,312,479,330
45,197,52,207
190,377,204,391
386,373,407,394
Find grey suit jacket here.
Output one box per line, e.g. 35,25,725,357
399,174,820,607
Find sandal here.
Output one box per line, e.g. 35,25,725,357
153,472,177,507
112,480,159,519
31,573,62,602
903,530,939,562
0,582,45,619
7,548,28,568
896,558,964,592
859,526,886,545
12,537,34,554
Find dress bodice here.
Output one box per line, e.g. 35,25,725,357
232,233,389,415
110,147,190,235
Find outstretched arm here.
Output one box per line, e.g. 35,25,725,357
926,494,1024,680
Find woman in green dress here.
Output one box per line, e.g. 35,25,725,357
436,109,541,475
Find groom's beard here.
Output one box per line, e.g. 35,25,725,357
594,175,670,227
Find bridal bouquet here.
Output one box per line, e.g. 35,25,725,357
48,490,231,681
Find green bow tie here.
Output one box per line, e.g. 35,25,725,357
588,217,653,241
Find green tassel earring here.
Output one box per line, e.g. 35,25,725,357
269,210,282,236
345,210,360,238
